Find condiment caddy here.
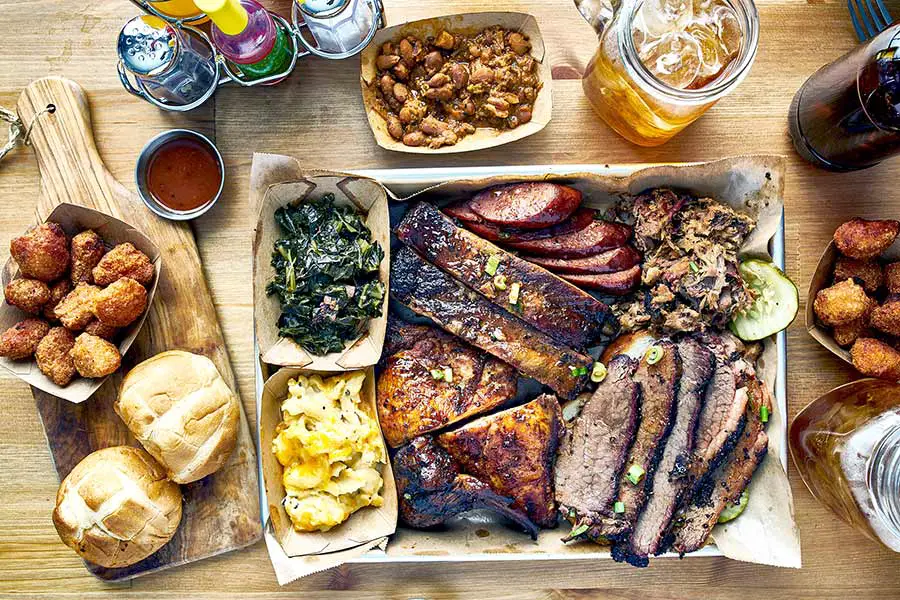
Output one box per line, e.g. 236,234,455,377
118,0,385,112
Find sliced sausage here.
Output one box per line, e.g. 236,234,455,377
524,246,642,275
444,203,595,243
506,221,632,258
469,183,581,229
560,266,641,295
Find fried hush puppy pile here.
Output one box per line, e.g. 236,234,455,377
814,218,900,380
1,222,154,386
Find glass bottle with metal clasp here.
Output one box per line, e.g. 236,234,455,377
293,0,382,56
117,15,219,109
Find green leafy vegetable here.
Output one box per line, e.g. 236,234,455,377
265,194,385,355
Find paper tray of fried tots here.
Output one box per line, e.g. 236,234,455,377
808,217,900,380
0,203,160,403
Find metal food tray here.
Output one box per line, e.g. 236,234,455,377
255,164,787,563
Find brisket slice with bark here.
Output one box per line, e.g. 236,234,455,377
595,339,682,541
555,355,641,536
614,338,715,566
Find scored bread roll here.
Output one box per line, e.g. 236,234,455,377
52,446,182,568
115,350,240,484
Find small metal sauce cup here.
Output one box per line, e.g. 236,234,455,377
135,129,224,220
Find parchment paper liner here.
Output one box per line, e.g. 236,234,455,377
0,203,161,404
258,366,397,585
806,237,900,367
359,11,552,155
250,153,800,571
253,175,390,370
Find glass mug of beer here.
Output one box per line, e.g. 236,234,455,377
578,0,760,146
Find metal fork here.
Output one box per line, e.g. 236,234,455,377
848,0,895,41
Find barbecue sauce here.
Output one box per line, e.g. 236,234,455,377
147,137,222,212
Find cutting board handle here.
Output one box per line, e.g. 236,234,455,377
16,76,126,219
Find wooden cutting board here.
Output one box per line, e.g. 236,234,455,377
15,77,263,581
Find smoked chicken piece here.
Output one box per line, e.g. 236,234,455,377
555,355,641,538
436,394,564,528
393,436,539,538
390,247,592,400
396,202,615,348
376,323,517,448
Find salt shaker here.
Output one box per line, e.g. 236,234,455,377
294,0,377,55
117,15,219,108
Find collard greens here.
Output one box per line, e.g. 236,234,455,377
266,194,385,355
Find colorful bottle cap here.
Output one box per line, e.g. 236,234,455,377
194,0,249,35
296,0,350,18
118,16,179,77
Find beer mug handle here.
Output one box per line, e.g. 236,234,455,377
575,0,619,37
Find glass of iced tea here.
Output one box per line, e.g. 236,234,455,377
580,0,759,146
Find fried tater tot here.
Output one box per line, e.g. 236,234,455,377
4,278,50,314
94,277,147,328
70,333,121,378
833,299,874,348
69,230,105,285
834,218,900,260
885,262,900,295
834,257,884,293
871,298,900,337
851,337,900,381
92,243,154,286
35,327,76,386
43,279,71,321
53,283,100,330
84,319,119,341
814,279,871,327
0,318,50,360
10,223,69,282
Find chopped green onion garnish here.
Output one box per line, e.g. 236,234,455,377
443,367,454,383
626,464,645,485
590,362,607,383
569,365,588,377
760,405,769,423
569,523,589,538
430,369,444,381
509,282,521,305
485,254,501,276
493,274,507,290
689,261,699,273
645,345,664,365
613,501,625,514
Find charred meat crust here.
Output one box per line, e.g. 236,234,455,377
613,338,715,566
555,356,641,532
394,436,539,539
390,246,593,400
436,394,564,528
396,202,614,348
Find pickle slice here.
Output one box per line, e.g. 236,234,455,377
718,490,749,523
729,259,799,341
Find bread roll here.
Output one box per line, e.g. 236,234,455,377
115,350,240,484
52,446,182,568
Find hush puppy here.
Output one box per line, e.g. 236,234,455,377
84,319,118,341
814,279,871,326
94,277,147,328
0,318,50,359
833,297,875,347
10,223,69,282
834,218,900,260
871,298,900,337
885,262,900,295
92,243,154,286
53,283,100,330
35,327,76,386
70,333,121,378
69,230,105,284
43,279,71,321
4,278,50,314
834,257,884,293
851,337,900,381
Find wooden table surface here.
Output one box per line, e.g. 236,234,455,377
2,0,899,598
